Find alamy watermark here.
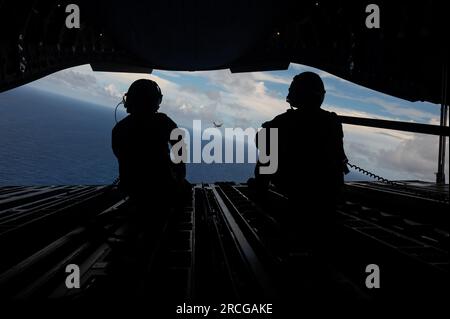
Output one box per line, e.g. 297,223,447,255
64,3,380,30
365,263,380,289
65,4,80,29
169,120,278,175
365,4,380,29
65,264,80,289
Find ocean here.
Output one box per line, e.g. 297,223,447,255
0,86,368,185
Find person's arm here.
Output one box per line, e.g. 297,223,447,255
253,121,272,190
329,112,348,174
111,125,119,158
165,115,187,181
336,116,349,175
111,124,129,194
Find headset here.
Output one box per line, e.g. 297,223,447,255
114,80,163,123
286,89,326,108
114,96,125,124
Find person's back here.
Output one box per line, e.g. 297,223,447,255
255,71,347,199
111,79,186,203
112,112,178,199
253,72,348,255
110,79,187,285
264,107,345,198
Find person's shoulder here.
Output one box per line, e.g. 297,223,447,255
155,112,178,128
318,109,343,135
154,112,171,120
155,112,175,122
319,109,340,122
320,108,337,116
262,109,293,127
113,115,132,131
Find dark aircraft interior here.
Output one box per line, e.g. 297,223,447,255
0,0,448,314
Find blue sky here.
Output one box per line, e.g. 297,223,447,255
24,63,448,182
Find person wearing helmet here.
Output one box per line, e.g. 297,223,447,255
112,79,187,208
111,79,188,286
252,71,348,252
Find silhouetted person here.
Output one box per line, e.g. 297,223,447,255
112,79,186,206
253,71,348,253
111,78,187,265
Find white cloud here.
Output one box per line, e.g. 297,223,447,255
341,123,448,181
290,63,351,83
28,66,127,107
324,103,392,120
376,135,448,181
322,83,439,123
184,69,287,121
252,72,291,85
94,68,288,127
104,83,122,99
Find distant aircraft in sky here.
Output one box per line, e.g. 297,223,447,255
213,121,223,128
